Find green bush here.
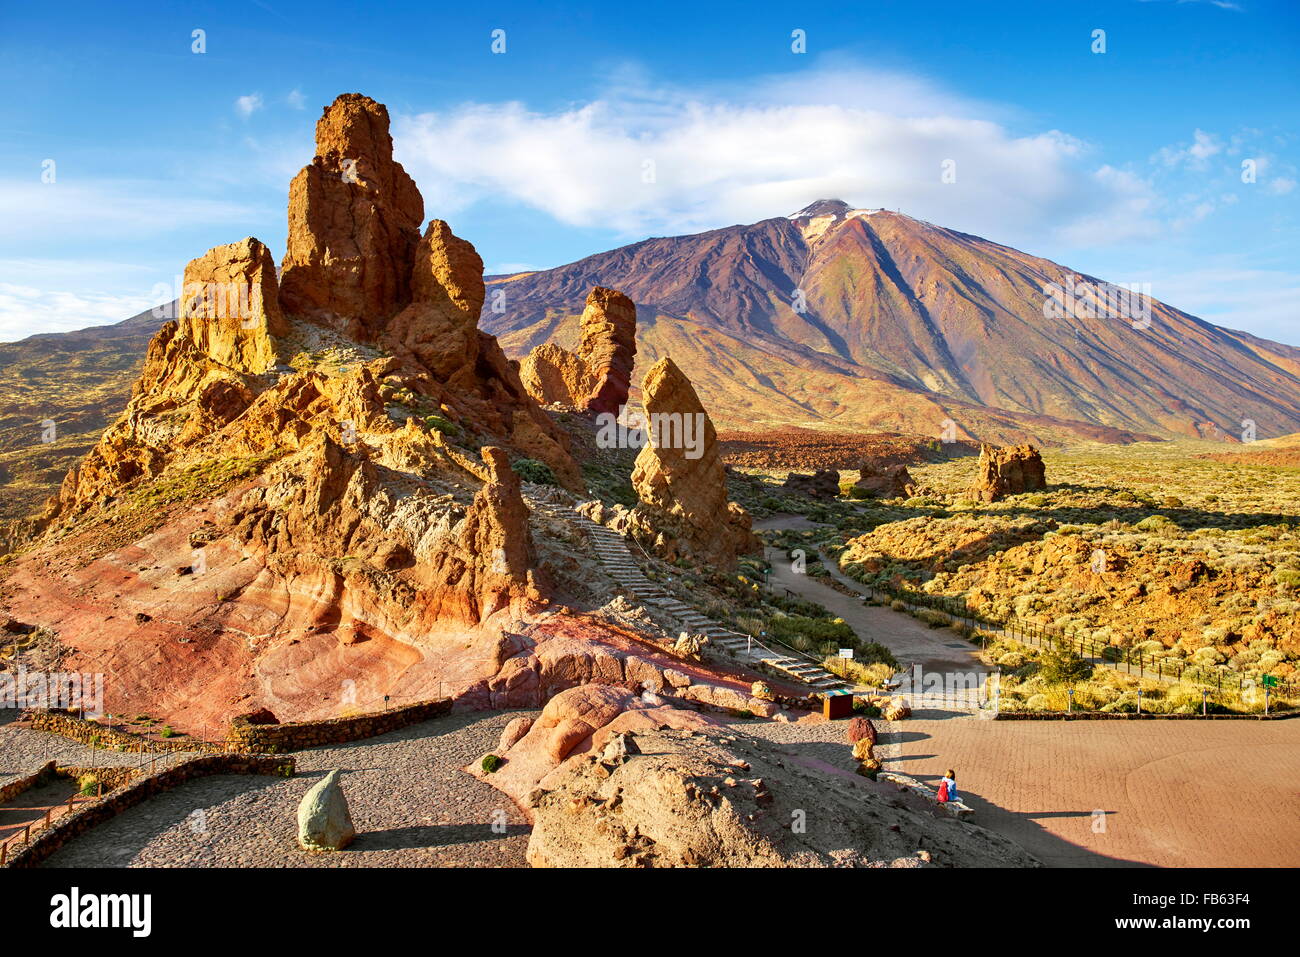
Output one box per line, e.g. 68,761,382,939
481,754,503,773
513,458,558,486
424,414,461,437
1039,642,1094,684
1100,645,1125,663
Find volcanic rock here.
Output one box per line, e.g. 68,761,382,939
279,93,424,336
524,725,1038,867
969,443,1046,502
853,463,915,499
519,286,637,415
179,238,288,374
782,469,841,499
297,769,356,851
628,357,759,570
383,219,485,380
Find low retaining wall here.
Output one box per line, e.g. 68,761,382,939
227,697,455,752
26,696,458,756
0,760,57,804
3,753,294,868
994,709,1298,721
26,711,226,754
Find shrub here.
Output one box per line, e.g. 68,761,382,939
481,754,503,774
1274,568,1300,590
424,414,461,437
1039,642,1094,684
1100,645,1125,663
513,458,558,486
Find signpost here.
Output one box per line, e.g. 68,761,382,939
838,648,853,679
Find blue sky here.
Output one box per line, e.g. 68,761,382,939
1,0,1297,343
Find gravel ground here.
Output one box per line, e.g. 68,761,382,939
39,710,537,868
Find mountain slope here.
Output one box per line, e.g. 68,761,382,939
483,201,1300,443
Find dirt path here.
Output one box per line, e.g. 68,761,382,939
762,538,987,678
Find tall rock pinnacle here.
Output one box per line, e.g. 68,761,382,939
279,93,425,337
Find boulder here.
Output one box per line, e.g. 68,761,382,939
846,715,876,745
297,769,356,851
853,463,915,499
781,469,840,499
969,443,1046,502
498,716,534,751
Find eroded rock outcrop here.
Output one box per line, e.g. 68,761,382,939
279,93,424,336
627,357,758,569
179,238,288,374
523,724,1039,868
519,286,637,415
782,469,840,499
969,443,1046,502
853,463,916,499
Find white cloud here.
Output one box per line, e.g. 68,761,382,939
0,180,263,241
1155,129,1224,170
1268,176,1297,195
286,88,306,110
393,66,1160,250
235,93,264,118
0,277,158,342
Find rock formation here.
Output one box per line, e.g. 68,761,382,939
853,463,916,499
969,443,1046,502
625,357,759,569
782,469,840,499
519,286,637,415
279,93,424,336
179,238,288,374
523,723,1039,867
298,769,356,851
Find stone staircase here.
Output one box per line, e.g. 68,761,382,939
527,495,849,692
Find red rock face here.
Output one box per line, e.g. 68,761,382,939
969,443,1047,502
279,93,425,337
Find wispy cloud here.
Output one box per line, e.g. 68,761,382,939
0,180,265,241
235,93,264,118
286,88,306,110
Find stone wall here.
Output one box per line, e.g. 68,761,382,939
226,697,455,752
3,753,294,868
27,710,227,754
0,760,57,804
26,696,456,756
